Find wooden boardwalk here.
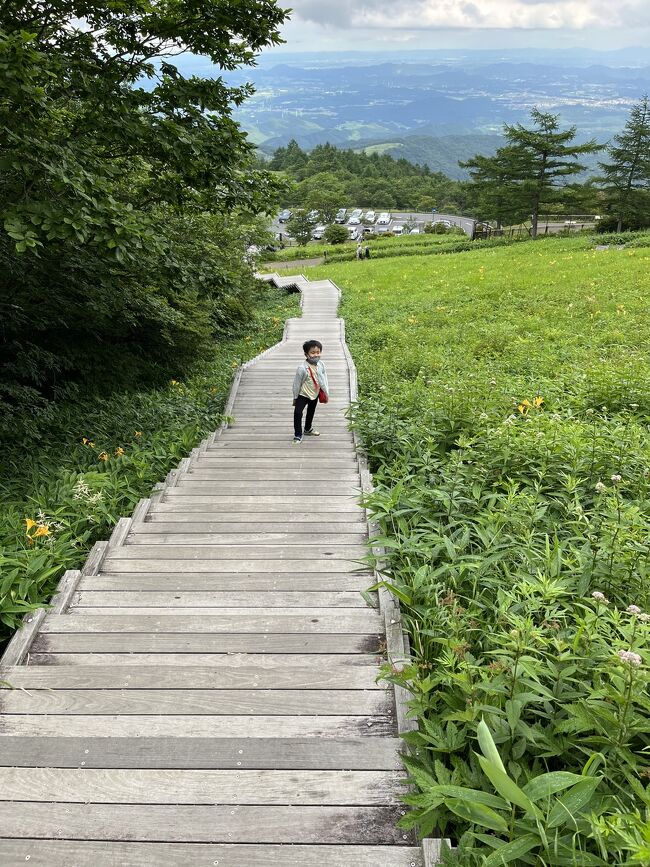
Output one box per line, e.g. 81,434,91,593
0,274,430,865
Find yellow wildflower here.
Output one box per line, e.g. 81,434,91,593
115,447,125,457
33,525,51,538
134,431,142,437
25,518,37,532
98,451,109,462
534,396,544,407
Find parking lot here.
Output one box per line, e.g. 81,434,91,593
271,209,476,243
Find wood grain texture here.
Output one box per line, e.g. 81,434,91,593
0,688,392,716
0,714,395,738
0,802,407,844
0,767,406,804
0,841,424,865
0,736,403,769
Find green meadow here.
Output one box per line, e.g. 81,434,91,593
310,236,650,863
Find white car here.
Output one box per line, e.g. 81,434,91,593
376,212,391,225
409,228,421,234
347,216,361,225
392,225,404,235
350,208,363,219
312,224,327,240
335,209,347,224
364,211,376,223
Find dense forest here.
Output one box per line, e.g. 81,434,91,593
0,0,288,441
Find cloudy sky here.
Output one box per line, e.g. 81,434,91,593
270,0,650,52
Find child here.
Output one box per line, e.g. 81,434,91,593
292,339,329,443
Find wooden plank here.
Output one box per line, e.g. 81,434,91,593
107,544,365,559
24,652,384,669
126,533,367,546
141,518,367,531
1,661,385,689
0,689,392,716
0,802,407,844
0,840,425,866
41,613,381,634
68,607,379,617
0,610,46,667
70,591,372,609
31,633,382,654
101,560,365,574
181,470,360,481
0,714,395,738
0,767,405,805
193,457,358,465
157,496,362,509
146,511,364,523
170,483,362,496
49,570,82,615
81,541,109,576
79,573,373,591
107,517,132,548
0,736,403,770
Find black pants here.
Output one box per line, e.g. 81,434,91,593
294,395,317,437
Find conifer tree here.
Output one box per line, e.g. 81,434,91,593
598,95,650,231
463,110,601,238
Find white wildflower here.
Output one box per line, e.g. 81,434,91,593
617,649,642,666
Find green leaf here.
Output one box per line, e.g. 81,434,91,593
547,778,602,829
477,718,506,772
522,771,585,802
483,834,540,865
431,785,508,811
445,798,509,833
478,756,542,818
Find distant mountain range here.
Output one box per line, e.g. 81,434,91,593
174,47,650,178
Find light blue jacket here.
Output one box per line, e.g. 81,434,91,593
293,359,329,400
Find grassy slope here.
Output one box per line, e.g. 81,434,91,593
305,237,650,861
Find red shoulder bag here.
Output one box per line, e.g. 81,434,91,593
308,365,328,404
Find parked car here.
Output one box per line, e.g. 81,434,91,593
334,208,348,223
311,224,327,240
376,212,391,225
347,216,361,226
409,228,421,234
364,211,376,223
278,209,292,223
307,210,319,222
392,225,404,235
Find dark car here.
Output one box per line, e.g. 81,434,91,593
278,209,293,223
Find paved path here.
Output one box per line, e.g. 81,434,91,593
0,274,426,865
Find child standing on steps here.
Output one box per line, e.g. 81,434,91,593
292,339,329,443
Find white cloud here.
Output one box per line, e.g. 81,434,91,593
290,0,650,31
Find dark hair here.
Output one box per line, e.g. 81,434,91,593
303,340,322,354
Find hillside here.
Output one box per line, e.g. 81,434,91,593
304,235,650,864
